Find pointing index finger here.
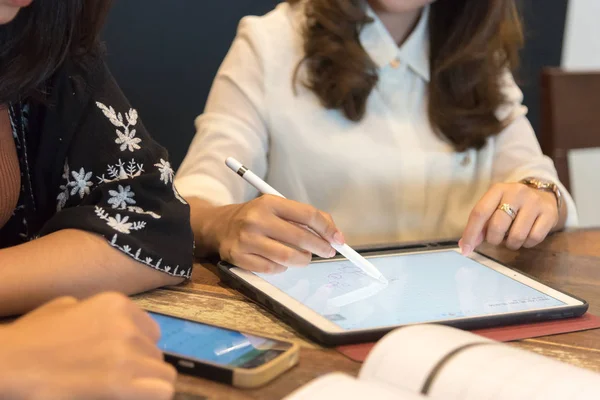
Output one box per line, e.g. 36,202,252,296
461,185,504,254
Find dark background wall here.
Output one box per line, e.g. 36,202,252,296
102,1,279,168
517,1,568,138
102,1,568,169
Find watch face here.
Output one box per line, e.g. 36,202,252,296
538,181,551,189
527,178,551,189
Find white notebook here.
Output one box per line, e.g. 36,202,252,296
285,325,600,400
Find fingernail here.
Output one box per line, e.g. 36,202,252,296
461,244,473,256
333,231,345,245
275,266,287,274
328,248,336,258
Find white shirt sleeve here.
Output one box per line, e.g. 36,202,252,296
175,17,269,205
491,71,578,227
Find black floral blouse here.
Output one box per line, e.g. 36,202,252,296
0,58,194,278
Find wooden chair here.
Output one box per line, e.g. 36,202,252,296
540,68,600,192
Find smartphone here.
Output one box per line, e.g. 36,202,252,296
148,311,300,388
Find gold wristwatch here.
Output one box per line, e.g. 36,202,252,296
519,177,562,210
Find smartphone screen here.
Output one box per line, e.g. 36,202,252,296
149,312,293,369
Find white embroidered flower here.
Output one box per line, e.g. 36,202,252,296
153,159,186,204
107,214,133,234
69,168,93,198
115,128,142,152
96,102,142,153
154,159,174,184
108,185,136,209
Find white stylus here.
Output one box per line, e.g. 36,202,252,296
225,157,388,284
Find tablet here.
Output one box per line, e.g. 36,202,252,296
217,243,588,346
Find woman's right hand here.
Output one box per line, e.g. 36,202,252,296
196,195,344,273
0,293,176,400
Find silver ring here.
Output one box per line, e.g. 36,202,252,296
497,203,517,220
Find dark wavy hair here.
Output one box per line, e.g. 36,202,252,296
289,0,523,151
0,0,112,104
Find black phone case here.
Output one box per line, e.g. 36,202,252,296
149,310,236,383
216,241,589,346
164,353,234,384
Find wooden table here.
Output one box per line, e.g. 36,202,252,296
134,229,600,400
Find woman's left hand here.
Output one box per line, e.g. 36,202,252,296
459,182,559,255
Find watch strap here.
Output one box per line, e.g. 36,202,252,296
519,177,562,211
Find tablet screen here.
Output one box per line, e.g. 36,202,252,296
255,250,566,330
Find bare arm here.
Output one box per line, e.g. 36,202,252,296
0,293,176,400
0,229,182,317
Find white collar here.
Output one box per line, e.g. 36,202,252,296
360,5,430,82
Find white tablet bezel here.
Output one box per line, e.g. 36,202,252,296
229,247,585,334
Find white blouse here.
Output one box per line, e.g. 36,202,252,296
175,3,577,246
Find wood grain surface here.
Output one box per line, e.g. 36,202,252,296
134,229,600,399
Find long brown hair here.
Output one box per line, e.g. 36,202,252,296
289,0,523,151
0,0,113,104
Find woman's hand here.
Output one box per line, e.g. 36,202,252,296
0,293,176,400
191,195,344,274
460,182,562,255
